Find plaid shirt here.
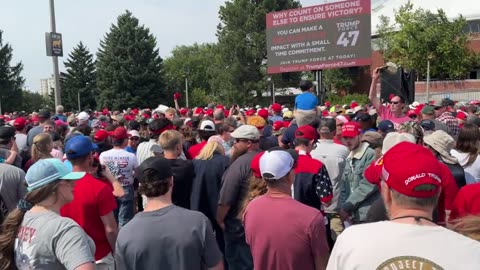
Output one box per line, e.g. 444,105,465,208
436,112,460,136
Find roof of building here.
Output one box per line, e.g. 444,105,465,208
372,0,480,35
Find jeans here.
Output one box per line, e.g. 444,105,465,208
114,185,134,227
224,233,253,270
223,218,253,270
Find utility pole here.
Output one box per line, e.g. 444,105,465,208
49,0,61,107
185,77,189,108
426,59,430,103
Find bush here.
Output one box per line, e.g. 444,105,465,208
325,93,369,106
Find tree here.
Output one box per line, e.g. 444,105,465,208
96,10,165,110
0,30,24,113
213,0,302,104
19,90,48,112
163,43,217,107
376,1,477,79
60,42,97,112
323,68,354,94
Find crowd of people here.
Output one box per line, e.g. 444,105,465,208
0,68,479,269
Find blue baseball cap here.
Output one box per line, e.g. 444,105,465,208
378,120,395,133
25,159,85,192
65,135,98,159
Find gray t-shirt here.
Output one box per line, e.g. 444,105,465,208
27,126,43,147
218,151,258,228
15,211,95,270
115,205,222,270
0,164,27,211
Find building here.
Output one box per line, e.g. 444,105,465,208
40,75,56,97
349,0,480,102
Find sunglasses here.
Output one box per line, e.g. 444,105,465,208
234,138,248,143
129,137,140,141
390,101,400,105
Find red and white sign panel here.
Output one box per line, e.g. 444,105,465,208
266,0,372,74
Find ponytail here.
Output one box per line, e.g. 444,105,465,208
0,182,59,270
0,209,26,269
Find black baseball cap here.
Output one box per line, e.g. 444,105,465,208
37,110,51,119
136,156,172,182
440,98,454,108
420,119,436,131
0,125,15,140
378,120,395,133
318,118,336,133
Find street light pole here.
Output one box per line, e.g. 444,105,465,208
49,0,61,107
185,77,189,108
78,90,81,112
426,59,430,103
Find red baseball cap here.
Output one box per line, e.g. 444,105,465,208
179,108,189,115
295,125,317,140
194,108,204,115
257,109,268,119
205,109,214,117
271,103,282,112
368,142,442,198
341,122,361,138
456,111,467,120
273,121,283,131
110,127,129,140
246,109,256,116
324,101,331,107
250,151,265,178
94,130,110,142
321,110,329,117
13,117,27,130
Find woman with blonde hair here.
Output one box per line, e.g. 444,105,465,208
191,137,230,254
239,151,267,221
449,215,480,242
0,159,95,269
24,133,54,171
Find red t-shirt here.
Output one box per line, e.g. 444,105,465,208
450,183,480,220
187,141,207,159
244,195,329,270
60,173,117,260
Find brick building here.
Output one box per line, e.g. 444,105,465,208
350,0,480,102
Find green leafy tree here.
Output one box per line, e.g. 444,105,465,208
376,1,476,79
19,90,47,112
96,10,165,110
0,30,24,113
213,0,302,104
60,42,97,112
323,68,354,94
163,43,217,107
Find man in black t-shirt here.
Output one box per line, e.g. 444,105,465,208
158,130,194,209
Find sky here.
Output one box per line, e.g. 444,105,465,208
0,0,375,92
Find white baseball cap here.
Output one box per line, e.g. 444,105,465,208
128,130,140,138
76,111,89,122
259,149,298,181
199,120,216,132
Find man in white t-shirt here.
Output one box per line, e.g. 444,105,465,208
327,142,480,270
100,127,138,227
